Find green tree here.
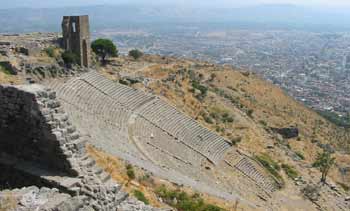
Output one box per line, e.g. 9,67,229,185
312,150,335,184
91,38,118,63
129,49,143,60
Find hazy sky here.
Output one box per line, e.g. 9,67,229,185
3,0,350,9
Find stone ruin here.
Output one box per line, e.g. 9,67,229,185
0,70,283,210
62,16,91,68
45,71,282,203
0,84,162,211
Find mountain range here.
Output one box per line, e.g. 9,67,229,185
1,4,350,33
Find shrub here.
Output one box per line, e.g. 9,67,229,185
213,88,225,97
230,137,242,146
247,109,254,118
91,38,118,63
286,144,292,149
126,164,135,180
61,51,79,65
312,150,335,184
44,47,56,57
337,182,350,192
259,120,267,127
210,112,220,120
127,168,135,180
0,63,12,75
129,49,143,60
155,185,225,211
203,115,214,124
192,81,208,100
138,174,154,185
221,112,234,123
209,106,234,124
133,190,149,204
255,154,283,183
209,73,216,82
187,69,197,81
281,164,299,179
302,184,320,201
295,151,305,160
119,79,129,86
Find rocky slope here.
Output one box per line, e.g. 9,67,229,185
98,55,350,210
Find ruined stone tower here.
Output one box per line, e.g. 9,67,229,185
62,15,90,67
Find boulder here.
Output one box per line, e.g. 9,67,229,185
271,127,299,139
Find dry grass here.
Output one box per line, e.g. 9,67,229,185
86,145,164,208
0,192,17,211
0,72,21,85
87,145,244,211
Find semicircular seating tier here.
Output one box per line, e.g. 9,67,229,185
48,71,232,166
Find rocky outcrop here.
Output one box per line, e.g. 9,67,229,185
0,186,84,211
271,127,299,139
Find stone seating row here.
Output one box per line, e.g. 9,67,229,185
50,79,132,132
235,157,278,194
132,116,203,166
137,99,231,164
80,71,154,111
50,71,231,165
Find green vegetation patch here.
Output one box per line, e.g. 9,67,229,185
312,150,335,184
0,63,12,75
155,185,225,211
133,190,149,205
337,182,350,192
129,49,143,60
295,151,305,160
91,38,118,63
255,154,283,184
281,164,299,179
61,51,79,65
192,80,208,99
247,109,254,118
44,47,56,58
201,112,214,124
209,106,234,124
126,164,136,180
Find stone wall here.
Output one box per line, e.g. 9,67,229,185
62,16,91,67
0,84,76,175
0,84,162,210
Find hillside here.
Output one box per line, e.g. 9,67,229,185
97,55,350,209
101,54,350,153
0,33,350,211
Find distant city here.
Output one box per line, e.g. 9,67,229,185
95,28,350,123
